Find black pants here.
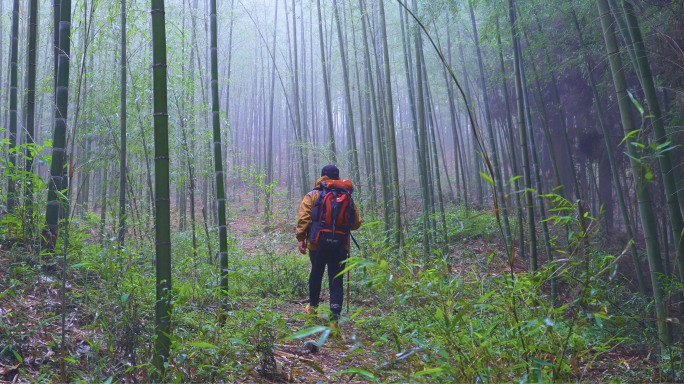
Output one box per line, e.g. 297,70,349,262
309,248,348,316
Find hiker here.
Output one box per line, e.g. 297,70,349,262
296,165,362,321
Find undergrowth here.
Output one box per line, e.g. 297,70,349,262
1,199,682,382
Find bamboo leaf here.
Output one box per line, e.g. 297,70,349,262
228,338,249,346
338,368,376,379
619,129,640,145
479,172,494,185
413,367,443,376
303,359,325,374
286,326,328,340
627,90,644,115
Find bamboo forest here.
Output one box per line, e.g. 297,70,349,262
1,0,683,381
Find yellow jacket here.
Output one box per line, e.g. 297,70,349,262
296,176,362,251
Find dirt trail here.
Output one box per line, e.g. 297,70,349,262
224,190,385,382
224,190,297,257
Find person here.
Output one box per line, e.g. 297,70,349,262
296,165,362,321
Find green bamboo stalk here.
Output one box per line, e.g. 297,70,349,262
519,45,557,304
151,0,172,377
265,0,279,229
410,0,433,257
316,0,337,163
495,17,525,259
45,0,72,248
24,0,39,222
360,0,391,230
350,8,377,217
333,1,361,192
620,0,684,297
6,0,19,212
596,0,671,349
425,85,448,246
290,0,308,195
118,0,127,246
469,0,512,251
569,8,647,295
457,41,482,208
210,0,230,315
441,25,462,203
378,0,403,248
508,0,537,271
53,0,60,83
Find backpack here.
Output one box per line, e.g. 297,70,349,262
309,179,355,251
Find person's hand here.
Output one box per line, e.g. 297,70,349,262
298,240,307,254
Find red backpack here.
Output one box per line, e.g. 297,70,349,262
309,179,355,250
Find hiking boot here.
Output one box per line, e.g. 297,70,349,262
328,315,346,341
305,304,317,316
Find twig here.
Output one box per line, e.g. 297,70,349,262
274,349,315,364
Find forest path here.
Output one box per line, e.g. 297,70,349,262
222,189,387,382
224,189,296,258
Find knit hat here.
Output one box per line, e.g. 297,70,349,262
321,165,340,180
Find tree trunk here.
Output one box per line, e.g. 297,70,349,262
596,0,670,349
265,0,279,230
495,17,525,259
290,0,308,195
360,0,390,227
410,0,433,256
316,0,337,163
378,0,402,248
6,0,19,212
151,0,172,377
333,1,361,194
45,0,73,249
569,8,646,295
469,0,512,250
210,0,230,316
117,0,127,247
508,0,537,270
620,0,684,297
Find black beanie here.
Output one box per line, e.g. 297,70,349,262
321,165,340,180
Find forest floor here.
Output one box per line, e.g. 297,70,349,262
0,188,671,382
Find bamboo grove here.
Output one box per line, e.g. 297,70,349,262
1,0,683,379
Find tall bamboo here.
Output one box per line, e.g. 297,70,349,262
316,0,337,163
224,0,234,116
45,0,73,247
508,0,537,270
569,8,647,295
495,17,524,259
359,0,390,226
24,0,39,218
468,0,512,250
519,44,557,303
266,0,280,229
378,0,402,247
350,7,377,215
6,0,19,212
210,0,230,314
457,42,483,208
151,0,172,376
290,0,308,194
620,0,684,295
596,0,670,349
53,0,60,83
410,0,433,256
118,0,127,246
333,1,361,194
